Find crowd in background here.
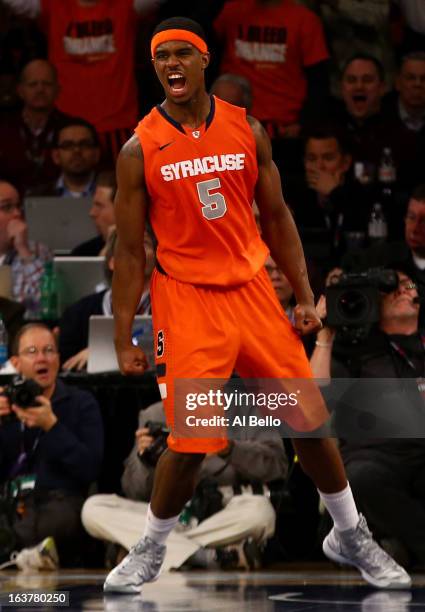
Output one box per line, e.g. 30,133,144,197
0,0,425,572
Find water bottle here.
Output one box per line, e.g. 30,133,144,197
378,147,396,185
0,315,8,368
368,203,388,243
40,261,58,320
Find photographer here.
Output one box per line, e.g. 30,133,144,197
0,323,103,569
82,401,286,571
311,269,425,567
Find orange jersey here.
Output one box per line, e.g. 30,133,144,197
40,0,139,132
134,96,268,286
214,0,329,125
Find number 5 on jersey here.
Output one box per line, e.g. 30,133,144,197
157,330,165,358
196,178,227,220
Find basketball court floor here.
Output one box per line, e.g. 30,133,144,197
1,565,424,611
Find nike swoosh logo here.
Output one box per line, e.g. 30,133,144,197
159,141,174,151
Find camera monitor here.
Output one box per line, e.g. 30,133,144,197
87,315,154,374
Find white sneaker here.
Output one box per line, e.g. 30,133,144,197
0,537,59,571
323,514,411,589
103,536,166,594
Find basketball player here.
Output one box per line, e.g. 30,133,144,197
104,18,410,593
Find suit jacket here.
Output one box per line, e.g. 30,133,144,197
70,235,105,257
288,178,373,269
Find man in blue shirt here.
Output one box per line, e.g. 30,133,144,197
0,323,104,568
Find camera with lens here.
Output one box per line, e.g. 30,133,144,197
0,378,43,425
5,378,43,408
325,268,398,342
138,421,169,467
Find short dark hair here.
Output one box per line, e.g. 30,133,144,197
303,123,352,156
411,184,425,203
342,53,385,82
19,59,58,84
53,118,99,148
12,323,57,356
152,16,206,42
96,170,117,201
399,51,425,70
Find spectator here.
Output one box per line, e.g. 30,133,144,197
82,400,285,571
381,51,425,189
60,229,154,369
210,73,253,110
0,59,73,194
214,0,329,138
288,124,371,269
327,52,422,192
388,51,425,130
71,170,116,256
0,180,51,318
27,118,100,198
0,323,104,568
2,0,159,165
310,270,425,568
328,53,387,182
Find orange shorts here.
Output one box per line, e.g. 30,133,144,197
151,266,327,453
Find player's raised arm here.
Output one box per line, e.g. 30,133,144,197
249,116,320,335
112,135,149,374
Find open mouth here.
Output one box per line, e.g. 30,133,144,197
35,366,49,378
352,94,367,104
167,73,187,94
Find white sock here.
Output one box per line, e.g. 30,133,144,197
319,483,359,532
143,505,180,546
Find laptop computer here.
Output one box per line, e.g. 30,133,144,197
87,315,155,374
54,256,107,315
24,196,96,254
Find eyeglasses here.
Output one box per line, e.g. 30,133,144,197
19,345,58,358
398,280,417,290
57,140,97,151
0,201,21,214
